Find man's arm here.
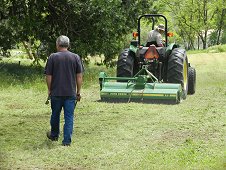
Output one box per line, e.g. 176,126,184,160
76,73,83,101
156,34,164,47
46,75,52,96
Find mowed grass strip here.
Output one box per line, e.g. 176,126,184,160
0,53,226,169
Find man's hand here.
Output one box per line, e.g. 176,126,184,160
45,96,50,105
76,73,83,102
76,93,81,101
46,75,52,96
48,90,51,96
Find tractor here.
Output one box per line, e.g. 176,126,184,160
99,14,196,103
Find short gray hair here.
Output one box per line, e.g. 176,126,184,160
56,35,70,48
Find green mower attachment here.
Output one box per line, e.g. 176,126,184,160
99,66,183,103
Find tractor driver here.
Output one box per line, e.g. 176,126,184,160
146,24,165,47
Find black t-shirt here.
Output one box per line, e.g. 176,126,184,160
45,51,83,96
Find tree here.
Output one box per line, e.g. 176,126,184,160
0,0,154,65
157,0,224,49
213,1,225,45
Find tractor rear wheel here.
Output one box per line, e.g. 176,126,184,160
188,67,196,94
167,48,188,99
116,49,138,79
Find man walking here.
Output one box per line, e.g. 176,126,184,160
45,35,83,146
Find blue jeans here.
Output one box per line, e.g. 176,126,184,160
50,96,76,145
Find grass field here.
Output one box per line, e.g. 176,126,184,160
0,52,226,170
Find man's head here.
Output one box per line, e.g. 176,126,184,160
157,24,165,34
56,35,70,49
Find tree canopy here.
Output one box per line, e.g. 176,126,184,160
0,0,225,64
157,0,226,49
0,0,154,64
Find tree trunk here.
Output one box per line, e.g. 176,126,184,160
22,41,34,60
217,9,225,45
203,30,207,49
198,36,200,50
203,0,208,49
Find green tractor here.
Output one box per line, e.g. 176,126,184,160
99,14,196,103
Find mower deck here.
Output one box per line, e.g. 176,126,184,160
99,72,182,103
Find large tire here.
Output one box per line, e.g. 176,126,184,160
116,48,137,78
167,48,188,99
188,67,196,94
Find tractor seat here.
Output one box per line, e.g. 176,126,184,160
146,41,158,47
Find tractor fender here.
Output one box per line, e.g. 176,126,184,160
165,43,179,57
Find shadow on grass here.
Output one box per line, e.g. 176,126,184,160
97,99,178,105
0,62,44,87
32,140,59,150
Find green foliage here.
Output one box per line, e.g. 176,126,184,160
0,62,44,89
206,44,226,53
208,31,218,47
1,0,225,64
157,0,226,49
0,0,154,64
187,44,226,54
221,30,226,44
208,29,226,47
